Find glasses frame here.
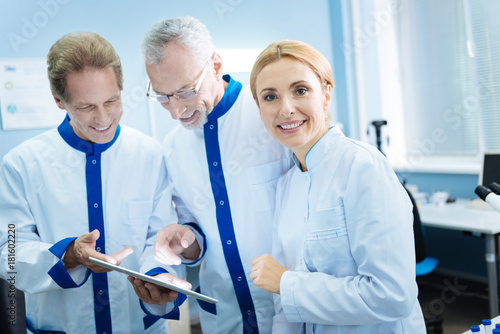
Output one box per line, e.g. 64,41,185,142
146,57,212,103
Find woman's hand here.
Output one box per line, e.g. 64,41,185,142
250,254,287,294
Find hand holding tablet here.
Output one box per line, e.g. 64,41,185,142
89,256,218,304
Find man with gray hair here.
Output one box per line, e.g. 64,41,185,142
0,31,189,333
135,16,291,333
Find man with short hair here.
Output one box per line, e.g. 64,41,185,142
0,31,188,333
136,17,291,334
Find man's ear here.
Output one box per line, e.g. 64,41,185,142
53,95,66,110
212,53,224,79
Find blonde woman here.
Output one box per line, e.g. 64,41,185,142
249,40,426,333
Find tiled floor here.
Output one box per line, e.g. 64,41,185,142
417,272,490,333
191,323,202,334
188,273,490,334
1,272,491,334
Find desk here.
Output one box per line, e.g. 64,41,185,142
419,199,500,318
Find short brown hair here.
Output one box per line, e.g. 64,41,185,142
250,40,334,104
47,32,123,102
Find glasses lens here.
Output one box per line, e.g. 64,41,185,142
176,90,197,101
156,95,170,103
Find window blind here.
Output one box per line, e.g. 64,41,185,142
395,0,500,157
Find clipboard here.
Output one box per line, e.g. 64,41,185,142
88,257,218,304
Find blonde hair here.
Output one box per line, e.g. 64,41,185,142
250,40,334,104
47,32,123,102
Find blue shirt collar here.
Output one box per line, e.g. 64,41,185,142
57,114,121,156
292,126,341,172
207,75,242,122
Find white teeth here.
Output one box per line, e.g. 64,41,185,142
281,121,304,130
181,110,196,119
96,124,111,131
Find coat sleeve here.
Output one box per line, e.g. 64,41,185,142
279,152,418,325
139,157,187,317
271,177,302,333
170,168,206,266
0,156,89,294
139,158,185,275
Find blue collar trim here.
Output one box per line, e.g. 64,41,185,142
207,75,242,122
57,114,121,156
292,126,339,171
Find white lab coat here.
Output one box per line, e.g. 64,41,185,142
0,117,182,334
272,126,426,333
163,76,292,334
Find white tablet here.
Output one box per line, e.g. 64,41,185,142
88,257,218,304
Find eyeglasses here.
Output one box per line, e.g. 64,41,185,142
147,58,211,103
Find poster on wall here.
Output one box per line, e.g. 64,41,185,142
0,59,65,130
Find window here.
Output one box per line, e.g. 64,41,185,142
340,0,500,173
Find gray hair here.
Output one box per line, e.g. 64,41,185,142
142,16,216,66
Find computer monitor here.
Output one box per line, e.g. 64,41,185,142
479,153,500,187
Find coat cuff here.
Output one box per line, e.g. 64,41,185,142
139,267,188,321
47,237,91,289
180,222,206,266
279,270,305,323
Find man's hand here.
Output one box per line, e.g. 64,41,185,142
63,229,133,272
154,224,200,265
127,273,192,305
250,254,287,294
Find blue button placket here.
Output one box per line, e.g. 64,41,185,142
86,149,112,334
203,76,259,334
57,115,118,334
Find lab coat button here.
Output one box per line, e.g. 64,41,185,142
213,161,218,167
209,124,214,130
237,276,242,281
98,290,103,295
96,247,101,252
219,200,224,206
94,203,98,208
247,310,252,315
92,159,97,164
227,240,232,245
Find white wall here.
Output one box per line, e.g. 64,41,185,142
0,0,334,157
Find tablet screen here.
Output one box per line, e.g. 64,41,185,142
88,257,218,304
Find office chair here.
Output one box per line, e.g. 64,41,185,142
405,188,443,333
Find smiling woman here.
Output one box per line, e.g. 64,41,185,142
253,57,331,171
248,40,427,333
250,40,333,171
